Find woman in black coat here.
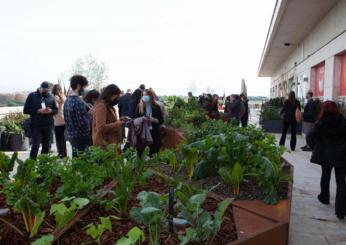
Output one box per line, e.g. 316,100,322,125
279,91,301,151
307,101,346,219
135,89,164,156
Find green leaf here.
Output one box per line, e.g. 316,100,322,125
127,226,145,243
31,234,54,245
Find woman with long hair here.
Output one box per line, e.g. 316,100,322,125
92,84,127,148
52,84,67,158
135,89,164,155
279,91,301,151
307,101,346,219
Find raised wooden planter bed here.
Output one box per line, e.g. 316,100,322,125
261,120,302,135
160,128,294,245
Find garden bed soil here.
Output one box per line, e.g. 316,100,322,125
0,176,237,245
199,176,289,201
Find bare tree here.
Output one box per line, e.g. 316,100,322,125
70,54,108,90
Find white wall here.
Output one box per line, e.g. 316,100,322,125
270,0,346,100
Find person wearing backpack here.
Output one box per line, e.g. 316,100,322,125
279,91,301,151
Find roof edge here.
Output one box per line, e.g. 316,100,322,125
258,0,288,77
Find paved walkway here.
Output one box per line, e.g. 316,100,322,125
277,135,346,245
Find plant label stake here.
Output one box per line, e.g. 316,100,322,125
168,186,174,233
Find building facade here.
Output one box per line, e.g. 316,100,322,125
258,0,346,104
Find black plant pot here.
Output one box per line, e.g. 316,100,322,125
9,133,29,151
261,120,302,135
0,132,11,151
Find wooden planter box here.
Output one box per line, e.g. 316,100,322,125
261,120,302,135
160,126,186,149
160,128,294,245
228,160,293,245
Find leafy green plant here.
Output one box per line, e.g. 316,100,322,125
3,158,50,237
105,151,138,216
50,196,89,229
116,226,145,245
157,149,180,172
177,192,232,244
0,112,28,135
31,234,54,245
181,146,199,180
0,151,17,182
218,163,244,196
130,191,165,245
254,156,291,204
85,216,120,245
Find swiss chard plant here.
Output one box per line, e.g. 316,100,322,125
0,151,17,182
3,158,50,238
181,145,199,180
218,162,245,196
130,191,165,245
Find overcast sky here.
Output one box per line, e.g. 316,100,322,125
0,0,275,96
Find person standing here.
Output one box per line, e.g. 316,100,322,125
301,91,316,151
24,82,58,160
92,84,127,148
135,89,164,155
279,91,301,151
226,94,242,125
240,94,249,127
52,84,67,158
129,84,145,118
306,101,346,219
64,75,91,157
118,89,132,118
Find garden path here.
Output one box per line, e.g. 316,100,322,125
278,135,346,245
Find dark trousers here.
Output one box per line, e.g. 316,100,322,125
54,125,67,158
241,118,248,128
70,137,92,158
30,124,52,160
279,121,297,150
320,165,346,216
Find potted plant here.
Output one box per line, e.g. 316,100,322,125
0,112,29,151
260,97,302,134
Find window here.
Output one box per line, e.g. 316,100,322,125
312,62,325,97
340,54,346,96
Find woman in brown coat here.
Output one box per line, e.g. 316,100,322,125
92,84,127,148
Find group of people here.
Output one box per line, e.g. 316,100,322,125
191,92,249,127
23,75,166,160
279,91,346,219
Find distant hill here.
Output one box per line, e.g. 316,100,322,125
0,92,28,107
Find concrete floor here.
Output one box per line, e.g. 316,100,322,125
277,135,346,245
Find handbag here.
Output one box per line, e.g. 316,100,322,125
295,108,302,123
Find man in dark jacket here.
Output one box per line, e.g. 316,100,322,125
24,81,58,160
226,94,242,125
301,91,316,151
118,89,132,117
